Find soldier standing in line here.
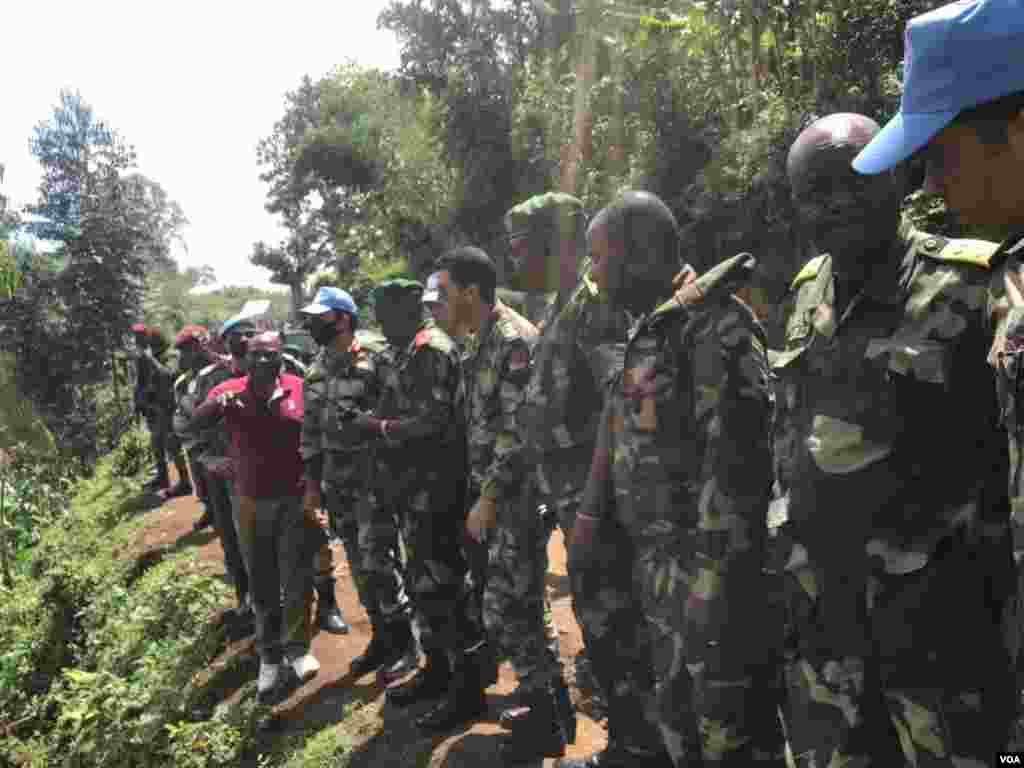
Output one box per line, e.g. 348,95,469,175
171,325,215,529
142,327,193,498
173,324,251,619
300,286,386,640
441,246,571,763
855,0,1024,706
567,191,783,768
502,194,635,737
348,277,484,730
767,109,1016,765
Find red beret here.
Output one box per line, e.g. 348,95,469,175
175,325,210,348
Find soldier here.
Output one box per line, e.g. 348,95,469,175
567,191,782,768
343,278,479,727
141,327,193,498
171,326,215,529
767,110,1016,766
300,286,382,638
130,323,151,425
440,246,570,762
852,0,1024,754
189,331,321,704
499,192,631,741
174,324,251,620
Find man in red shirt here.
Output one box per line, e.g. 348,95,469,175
189,331,323,704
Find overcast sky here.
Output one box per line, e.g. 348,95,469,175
1,0,401,290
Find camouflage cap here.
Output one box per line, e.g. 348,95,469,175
503,193,584,239
369,277,424,305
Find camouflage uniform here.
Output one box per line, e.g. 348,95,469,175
983,230,1024,731
462,301,562,695
301,336,389,621
361,318,472,653
181,359,248,602
771,220,1015,766
584,254,783,766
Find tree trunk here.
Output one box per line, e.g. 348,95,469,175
560,0,599,195
289,280,304,323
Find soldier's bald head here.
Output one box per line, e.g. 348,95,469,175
787,114,881,182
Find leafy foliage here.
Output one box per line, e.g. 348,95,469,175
1,91,188,466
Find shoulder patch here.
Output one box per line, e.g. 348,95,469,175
791,255,827,292
415,329,433,348
927,237,998,269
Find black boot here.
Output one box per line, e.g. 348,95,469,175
350,618,412,678
386,650,450,707
500,673,577,745
315,578,350,635
557,696,675,768
415,644,488,732
497,684,568,763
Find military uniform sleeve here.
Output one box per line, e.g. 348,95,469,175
579,393,615,521
705,300,775,510
387,346,457,443
301,375,325,487
481,338,532,501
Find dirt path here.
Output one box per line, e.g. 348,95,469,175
135,483,607,768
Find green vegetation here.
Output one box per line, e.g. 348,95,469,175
0,445,355,768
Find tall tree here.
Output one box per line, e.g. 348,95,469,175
253,76,355,317
0,90,186,464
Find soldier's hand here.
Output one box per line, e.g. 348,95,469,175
567,511,601,573
466,496,498,543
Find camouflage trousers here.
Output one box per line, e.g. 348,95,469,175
580,514,785,766
775,524,1018,767
482,494,562,694
317,484,375,614
360,467,471,653
205,474,248,602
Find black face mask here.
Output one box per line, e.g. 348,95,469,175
309,319,339,347
247,358,281,388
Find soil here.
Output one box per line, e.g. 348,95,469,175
133,474,607,768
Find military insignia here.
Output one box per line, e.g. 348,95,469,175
928,238,998,269
791,255,827,292
415,329,432,348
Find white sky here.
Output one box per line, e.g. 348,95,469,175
0,0,401,290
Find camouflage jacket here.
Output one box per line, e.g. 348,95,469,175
591,255,774,536
182,360,239,470
463,301,537,502
985,232,1024,497
300,337,384,491
772,220,1008,584
374,318,464,471
522,273,631,477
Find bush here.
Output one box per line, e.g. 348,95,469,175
110,426,152,480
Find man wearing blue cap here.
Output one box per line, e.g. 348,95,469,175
300,287,396,647
853,0,1024,755
769,5,1024,755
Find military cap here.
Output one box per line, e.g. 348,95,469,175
174,325,210,348
369,277,424,305
503,193,584,239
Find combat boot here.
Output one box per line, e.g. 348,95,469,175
386,649,450,707
350,617,413,678
415,643,488,732
500,673,577,744
558,696,676,768
497,684,567,763
314,577,349,635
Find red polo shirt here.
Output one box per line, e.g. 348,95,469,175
205,374,305,498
